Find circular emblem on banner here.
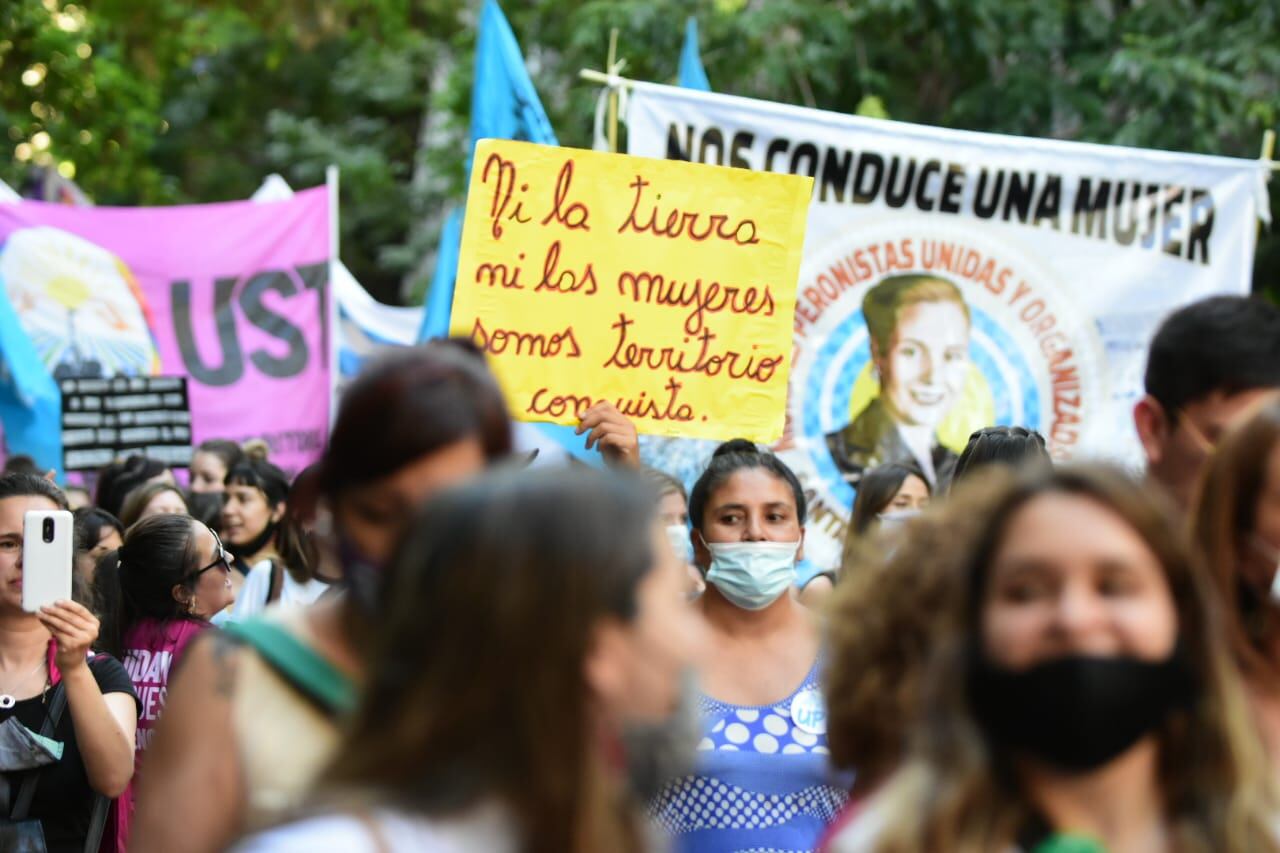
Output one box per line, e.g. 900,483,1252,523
776,218,1105,568
0,226,159,379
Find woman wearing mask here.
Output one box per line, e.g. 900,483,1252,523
237,467,707,852
221,454,288,578
189,439,246,495
1193,395,1280,763
229,465,333,619
645,468,703,599
846,463,931,539
825,465,1277,852
0,473,137,853
652,439,848,853
131,340,515,853
800,463,931,609
117,482,189,529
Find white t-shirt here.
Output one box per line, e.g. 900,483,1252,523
231,559,331,620
233,806,517,853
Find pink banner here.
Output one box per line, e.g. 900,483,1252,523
0,188,331,476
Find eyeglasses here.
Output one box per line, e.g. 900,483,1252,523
193,533,232,579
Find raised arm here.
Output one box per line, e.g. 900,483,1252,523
577,401,641,469
38,600,135,797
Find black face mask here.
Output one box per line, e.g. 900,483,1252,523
226,521,278,562
337,533,384,612
969,652,1196,774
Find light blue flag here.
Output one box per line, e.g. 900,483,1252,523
419,207,464,342
418,1,594,460
418,0,557,341
0,284,62,475
678,17,711,91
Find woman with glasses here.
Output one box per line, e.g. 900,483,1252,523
93,513,233,791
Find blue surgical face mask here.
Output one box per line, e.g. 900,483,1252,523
666,524,694,565
876,509,920,531
701,536,799,610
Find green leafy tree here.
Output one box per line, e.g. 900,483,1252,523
2,0,1277,302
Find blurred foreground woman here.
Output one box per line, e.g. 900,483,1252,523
825,465,1278,853
237,468,707,852
1193,395,1280,765
130,341,512,853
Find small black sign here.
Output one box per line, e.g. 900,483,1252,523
60,376,192,472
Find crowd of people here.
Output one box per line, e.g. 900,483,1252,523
0,295,1278,852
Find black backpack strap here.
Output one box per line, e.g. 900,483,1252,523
82,791,110,853
266,560,284,606
9,680,67,821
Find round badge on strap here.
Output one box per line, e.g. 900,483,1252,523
790,687,827,735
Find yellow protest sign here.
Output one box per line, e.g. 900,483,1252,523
449,139,813,442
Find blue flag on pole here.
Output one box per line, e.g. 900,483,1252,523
417,0,593,461
418,0,557,341
678,17,711,91
0,285,61,475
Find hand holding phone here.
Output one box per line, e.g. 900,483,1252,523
37,600,99,673
22,510,73,614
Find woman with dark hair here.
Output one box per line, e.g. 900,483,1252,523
799,463,931,610
93,513,232,835
824,466,1278,852
237,467,707,852
74,507,124,587
222,452,288,575
949,425,1050,487
189,439,246,495
0,473,137,853
131,339,515,853
117,482,188,529
227,463,332,620
1192,395,1280,765
95,455,173,520
847,462,931,537
645,467,702,599
652,439,849,852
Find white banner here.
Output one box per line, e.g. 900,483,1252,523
626,82,1270,569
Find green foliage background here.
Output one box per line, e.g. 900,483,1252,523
2,0,1277,305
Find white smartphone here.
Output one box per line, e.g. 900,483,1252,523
22,510,73,613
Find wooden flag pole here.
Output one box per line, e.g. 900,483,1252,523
606,29,620,152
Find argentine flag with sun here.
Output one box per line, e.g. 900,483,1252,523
0,226,160,380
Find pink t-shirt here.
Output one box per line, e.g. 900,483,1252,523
122,617,208,761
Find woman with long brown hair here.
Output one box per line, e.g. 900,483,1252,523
131,340,515,853
236,468,706,852
825,465,1277,853
1192,394,1280,763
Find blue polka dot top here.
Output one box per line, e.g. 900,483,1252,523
651,661,851,853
